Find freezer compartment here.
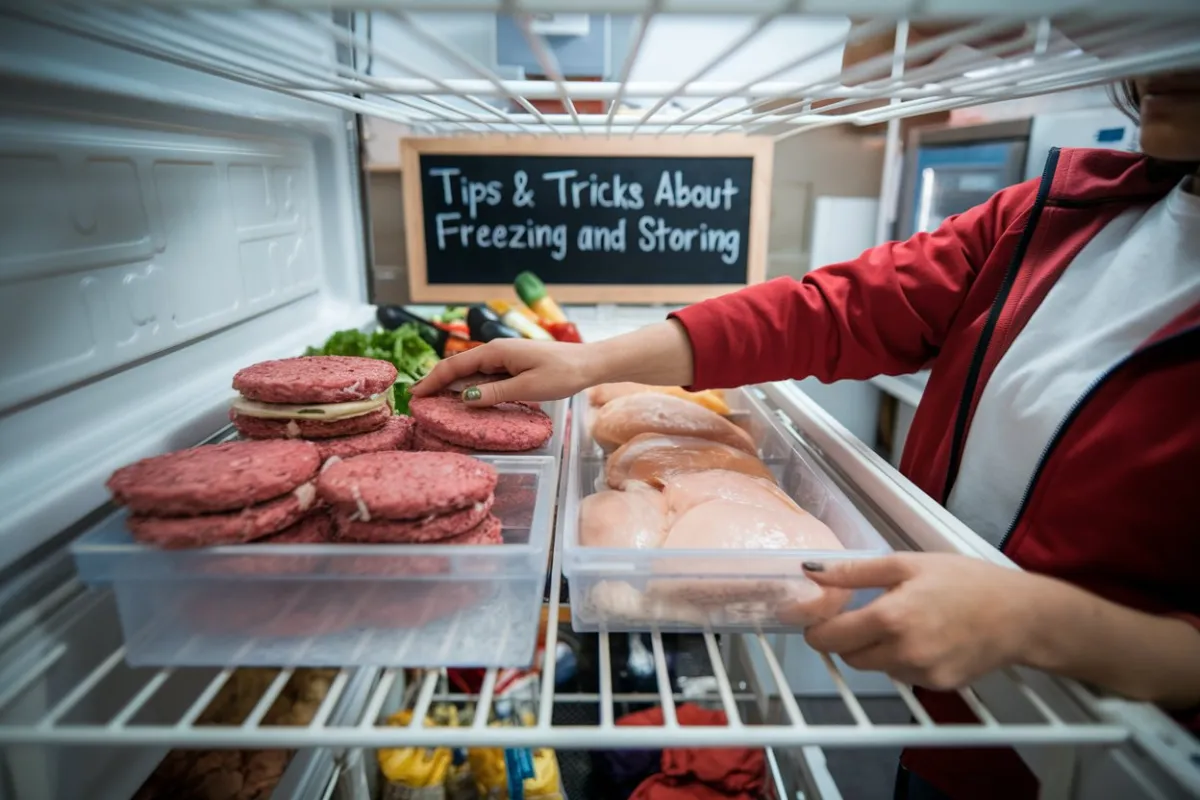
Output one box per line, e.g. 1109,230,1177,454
71,457,556,668
563,388,891,632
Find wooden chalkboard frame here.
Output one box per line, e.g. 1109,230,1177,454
400,135,774,304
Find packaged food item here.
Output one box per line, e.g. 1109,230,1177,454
379,705,475,800
134,668,337,800
513,272,567,324
467,712,563,800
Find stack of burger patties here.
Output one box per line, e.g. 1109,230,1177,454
317,451,503,546
106,440,330,548
408,394,553,454
229,355,414,460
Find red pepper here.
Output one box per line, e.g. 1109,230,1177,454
442,337,484,356
543,321,582,343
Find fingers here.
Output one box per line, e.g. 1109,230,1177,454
802,554,915,589
838,642,898,675
804,607,888,655
461,371,559,407
411,345,505,397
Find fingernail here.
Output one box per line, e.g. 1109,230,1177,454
802,561,825,572
462,387,482,402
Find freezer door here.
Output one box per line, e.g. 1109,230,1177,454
0,10,373,570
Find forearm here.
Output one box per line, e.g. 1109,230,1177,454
1020,576,1200,708
589,320,695,387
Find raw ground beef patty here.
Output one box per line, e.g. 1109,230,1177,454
440,513,503,546
411,424,473,454
260,510,334,544
231,405,392,440
312,415,414,460
317,451,497,520
233,356,397,404
409,396,552,452
333,495,494,543
107,440,320,516
127,483,320,548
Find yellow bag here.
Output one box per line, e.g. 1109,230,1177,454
467,713,562,800
378,710,454,791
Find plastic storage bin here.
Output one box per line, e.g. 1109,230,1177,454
562,388,891,632
72,456,557,668
462,398,568,462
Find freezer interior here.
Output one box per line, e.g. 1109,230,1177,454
2,4,1200,800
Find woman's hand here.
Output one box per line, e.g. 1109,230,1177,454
412,320,697,407
802,553,1038,690
802,553,1200,707
412,339,602,406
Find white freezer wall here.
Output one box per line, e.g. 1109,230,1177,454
0,14,371,569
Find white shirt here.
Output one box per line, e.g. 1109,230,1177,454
947,179,1200,546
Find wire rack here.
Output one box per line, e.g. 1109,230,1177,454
0,514,1134,753
0,385,1198,798
7,3,1200,138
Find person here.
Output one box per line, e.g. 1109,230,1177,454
414,72,1200,800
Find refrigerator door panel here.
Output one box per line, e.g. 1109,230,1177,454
0,14,370,571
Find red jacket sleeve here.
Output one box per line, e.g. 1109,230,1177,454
670,178,1039,390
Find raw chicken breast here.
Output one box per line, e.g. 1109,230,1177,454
578,482,668,548
588,383,732,415
591,393,755,454
663,499,843,551
605,434,775,489
662,470,799,518
649,498,851,624
584,581,710,626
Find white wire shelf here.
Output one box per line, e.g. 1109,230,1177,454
0,494,1138,754
7,4,1200,138
0,391,1197,800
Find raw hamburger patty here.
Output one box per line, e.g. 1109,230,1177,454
261,510,333,544
317,451,497,520
313,415,414,460
442,513,503,546
334,495,494,543
108,440,320,516
127,483,319,548
231,405,391,440
233,356,398,404
412,424,473,454
410,396,552,452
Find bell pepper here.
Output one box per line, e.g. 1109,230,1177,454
543,321,582,343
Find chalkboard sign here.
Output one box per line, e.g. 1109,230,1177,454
401,137,773,304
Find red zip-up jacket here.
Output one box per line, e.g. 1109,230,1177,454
671,148,1200,800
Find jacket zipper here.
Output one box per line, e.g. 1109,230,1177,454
998,325,1200,551
942,148,1061,501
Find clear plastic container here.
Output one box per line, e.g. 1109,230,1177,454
72,456,556,667
463,398,567,461
562,388,891,633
